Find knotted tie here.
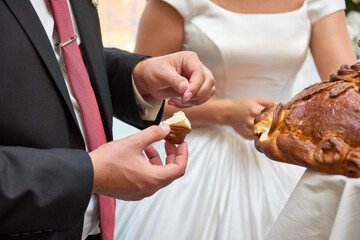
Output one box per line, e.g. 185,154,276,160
46,1,115,239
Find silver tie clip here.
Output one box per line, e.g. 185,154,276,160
55,35,78,57
55,35,77,73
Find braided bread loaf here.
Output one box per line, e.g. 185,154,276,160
253,63,360,177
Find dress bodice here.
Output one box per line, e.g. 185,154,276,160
164,0,345,102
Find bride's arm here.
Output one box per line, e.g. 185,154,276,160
310,10,357,81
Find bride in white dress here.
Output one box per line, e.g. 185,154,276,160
114,0,356,239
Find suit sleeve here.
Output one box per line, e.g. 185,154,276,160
104,47,164,130
0,147,93,235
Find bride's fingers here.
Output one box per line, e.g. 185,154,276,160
167,98,193,108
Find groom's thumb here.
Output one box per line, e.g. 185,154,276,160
133,124,170,150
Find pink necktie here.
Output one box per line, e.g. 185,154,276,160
46,1,115,239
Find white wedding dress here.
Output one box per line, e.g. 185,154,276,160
114,0,344,239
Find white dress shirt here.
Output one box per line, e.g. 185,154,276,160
30,1,162,239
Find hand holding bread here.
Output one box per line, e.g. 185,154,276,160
253,63,360,178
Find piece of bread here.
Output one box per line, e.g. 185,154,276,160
253,63,360,178
163,111,191,144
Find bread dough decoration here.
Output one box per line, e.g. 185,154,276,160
253,63,360,178
163,111,191,144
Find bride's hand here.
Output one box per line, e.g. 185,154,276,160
225,97,277,140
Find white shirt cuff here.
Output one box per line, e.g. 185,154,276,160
132,77,163,121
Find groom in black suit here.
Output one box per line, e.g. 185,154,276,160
0,0,215,239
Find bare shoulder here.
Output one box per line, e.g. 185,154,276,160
135,0,184,56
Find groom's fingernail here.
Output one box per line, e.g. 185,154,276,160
160,124,170,132
178,81,187,92
183,92,193,101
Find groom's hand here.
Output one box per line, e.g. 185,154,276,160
89,124,188,200
132,51,216,108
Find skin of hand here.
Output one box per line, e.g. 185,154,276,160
132,51,216,109
90,124,188,201
223,97,277,140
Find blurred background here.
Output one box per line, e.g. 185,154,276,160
98,0,145,51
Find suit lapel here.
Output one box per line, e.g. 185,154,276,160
70,0,113,139
3,0,78,125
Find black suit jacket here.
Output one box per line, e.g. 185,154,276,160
0,0,162,239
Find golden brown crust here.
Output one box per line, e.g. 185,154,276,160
253,63,360,178
164,125,192,144
163,111,191,144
